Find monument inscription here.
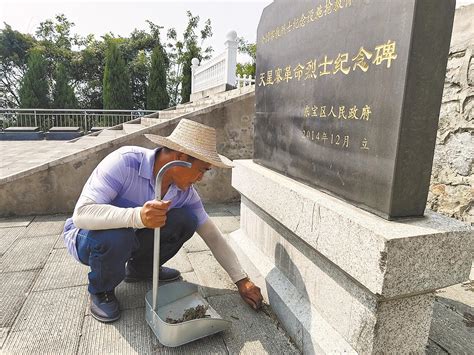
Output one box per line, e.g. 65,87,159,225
254,0,455,219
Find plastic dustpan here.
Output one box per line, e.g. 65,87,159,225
145,160,230,347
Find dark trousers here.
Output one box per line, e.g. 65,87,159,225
76,208,197,295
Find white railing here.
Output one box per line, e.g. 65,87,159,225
236,74,255,88
191,31,239,94
0,109,155,132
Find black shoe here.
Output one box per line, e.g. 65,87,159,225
90,290,120,323
124,262,180,283
124,262,152,283
158,266,181,282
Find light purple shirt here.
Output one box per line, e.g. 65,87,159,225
63,146,209,261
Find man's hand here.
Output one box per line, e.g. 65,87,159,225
140,200,171,228
236,277,263,310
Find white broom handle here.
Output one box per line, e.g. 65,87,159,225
152,160,192,311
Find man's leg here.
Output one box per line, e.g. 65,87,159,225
76,227,138,322
126,207,198,282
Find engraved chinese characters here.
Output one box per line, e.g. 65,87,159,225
254,0,455,219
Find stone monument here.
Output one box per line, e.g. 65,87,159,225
229,0,473,353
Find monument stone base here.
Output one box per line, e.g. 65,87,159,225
230,160,473,354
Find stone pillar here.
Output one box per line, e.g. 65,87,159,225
224,30,238,88
190,57,200,95
230,160,473,354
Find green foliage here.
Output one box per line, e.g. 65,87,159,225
236,63,255,78
166,11,213,105
180,43,200,103
52,62,77,108
147,46,169,110
0,23,36,107
1,13,216,109
19,49,50,108
103,41,132,109
236,37,256,78
130,50,150,109
72,36,107,108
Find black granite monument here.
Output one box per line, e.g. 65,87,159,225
254,0,455,219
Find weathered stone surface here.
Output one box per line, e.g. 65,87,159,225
182,233,210,253
0,217,33,228
79,308,228,354
53,233,66,249
208,293,300,354
78,310,157,354
3,286,88,353
229,229,357,354
163,248,193,273
426,339,449,355
0,234,57,272
206,212,240,234
115,280,152,311
24,214,68,237
428,300,474,354
32,248,88,291
0,271,37,327
0,327,8,349
235,205,439,353
233,160,473,298
0,227,25,255
187,251,237,297
429,5,474,224
373,293,435,352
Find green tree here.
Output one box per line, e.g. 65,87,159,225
180,43,200,103
0,23,36,107
52,62,77,108
130,50,150,109
103,40,132,109
19,49,50,108
147,46,169,110
72,35,107,108
166,11,213,105
236,37,256,78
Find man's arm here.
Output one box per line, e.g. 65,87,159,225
197,218,263,310
72,195,145,230
73,196,171,230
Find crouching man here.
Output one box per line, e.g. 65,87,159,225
62,119,263,322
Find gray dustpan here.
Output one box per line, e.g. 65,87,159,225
145,160,231,347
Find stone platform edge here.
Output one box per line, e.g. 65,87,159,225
231,160,473,298
228,229,357,354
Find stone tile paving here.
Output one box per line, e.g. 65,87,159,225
0,203,300,354
1,202,469,353
0,139,114,179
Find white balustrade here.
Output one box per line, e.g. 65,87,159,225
235,74,255,88
192,30,246,94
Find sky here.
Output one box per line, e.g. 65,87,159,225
1,0,473,64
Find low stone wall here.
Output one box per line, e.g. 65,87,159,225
0,92,254,217
428,5,474,225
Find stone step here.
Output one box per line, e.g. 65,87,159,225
140,117,169,127
157,111,180,119
122,123,144,134
97,129,126,138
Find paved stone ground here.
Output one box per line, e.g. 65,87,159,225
0,138,115,179
0,202,472,354
0,203,300,354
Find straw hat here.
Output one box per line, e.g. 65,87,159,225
144,119,233,168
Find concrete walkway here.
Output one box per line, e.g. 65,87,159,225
0,203,299,354
1,202,472,354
